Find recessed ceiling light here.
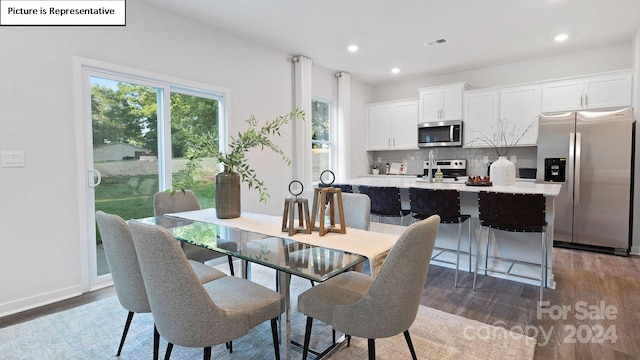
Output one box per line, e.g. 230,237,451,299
554,33,569,42
391,68,400,74
347,45,359,52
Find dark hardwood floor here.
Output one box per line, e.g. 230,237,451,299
2,248,639,359
422,248,640,359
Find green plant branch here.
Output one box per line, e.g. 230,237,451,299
468,118,536,157
174,109,304,202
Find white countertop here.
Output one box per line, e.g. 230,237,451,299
345,177,562,197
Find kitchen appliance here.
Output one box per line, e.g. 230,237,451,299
544,158,566,182
418,120,462,148
536,107,635,255
423,159,466,180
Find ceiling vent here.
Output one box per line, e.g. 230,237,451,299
424,38,448,47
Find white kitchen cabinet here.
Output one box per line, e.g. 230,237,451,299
418,83,466,123
541,73,632,113
366,99,418,151
499,85,541,146
464,85,540,148
463,89,499,147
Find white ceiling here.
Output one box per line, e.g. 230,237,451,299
141,0,640,87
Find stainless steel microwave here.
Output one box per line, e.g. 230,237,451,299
418,120,462,147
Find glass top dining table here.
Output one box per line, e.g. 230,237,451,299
136,213,372,359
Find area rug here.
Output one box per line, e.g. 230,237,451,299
0,265,536,359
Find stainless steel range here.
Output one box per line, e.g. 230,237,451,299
423,159,467,180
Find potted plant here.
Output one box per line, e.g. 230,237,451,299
370,163,381,175
175,109,304,218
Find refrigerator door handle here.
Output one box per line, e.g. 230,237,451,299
575,132,582,204
568,132,575,203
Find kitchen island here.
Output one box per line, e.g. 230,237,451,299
345,177,562,289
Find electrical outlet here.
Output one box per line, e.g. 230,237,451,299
2,150,25,168
510,156,517,163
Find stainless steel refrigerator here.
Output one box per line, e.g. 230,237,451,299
536,107,634,255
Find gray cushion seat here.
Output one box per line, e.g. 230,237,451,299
95,211,226,359
297,215,440,360
129,220,283,359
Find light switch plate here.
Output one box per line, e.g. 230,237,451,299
2,150,25,168
510,155,517,163
482,156,489,163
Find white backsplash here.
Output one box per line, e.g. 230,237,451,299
368,146,537,177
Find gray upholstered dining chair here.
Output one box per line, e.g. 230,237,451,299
95,211,226,359
128,220,283,360
154,190,237,275
297,215,440,360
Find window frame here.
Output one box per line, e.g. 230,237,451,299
311,96,336,181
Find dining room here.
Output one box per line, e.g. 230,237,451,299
2,0,640,359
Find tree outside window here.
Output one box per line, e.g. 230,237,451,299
311,98,332,181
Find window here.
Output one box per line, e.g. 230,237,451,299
83,65,226,281
311,98,333,181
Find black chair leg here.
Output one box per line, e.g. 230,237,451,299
271,318,280,360
116,311,134,356
153,325,160,360
229,341,233,353
203,346,211,360
368,339,376,360
227,255,235,276
164,343,173,360
403,330,417,360
302,317,314,360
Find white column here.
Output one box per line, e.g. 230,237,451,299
293,55,313,188
336,71,351,182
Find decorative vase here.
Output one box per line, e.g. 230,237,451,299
489,156,516,186
372,168,380,175
215,171,241,219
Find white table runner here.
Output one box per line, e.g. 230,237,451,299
165,208,399,277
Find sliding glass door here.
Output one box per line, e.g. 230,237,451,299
80,65,224,288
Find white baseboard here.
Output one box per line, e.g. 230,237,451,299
0,285,82,318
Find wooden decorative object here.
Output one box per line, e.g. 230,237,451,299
310,186,346,236
281,180,312,236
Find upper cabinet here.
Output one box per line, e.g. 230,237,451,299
418,83,466,123
463,85,540,148
463,89,499,147
499,85,541,146
366,99,419,151
541,73,632,113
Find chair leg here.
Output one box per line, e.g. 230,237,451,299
302,317,314,360
228,341,233,353
484,227,491,276
540,230,547,302
403,330,418,360
227,255,235,276
164,343,173,360
153,325,160,360
473,226,482,291
467,218,472,273
455,221,462,287
367,339,376,360
203,346,211,360
271,318,280,360
116,311,134,356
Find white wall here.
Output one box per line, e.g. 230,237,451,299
0,0,369,315
373,44,633,102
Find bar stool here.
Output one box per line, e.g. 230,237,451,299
357,185,410,225
408,188,472,287
473,191,547,301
